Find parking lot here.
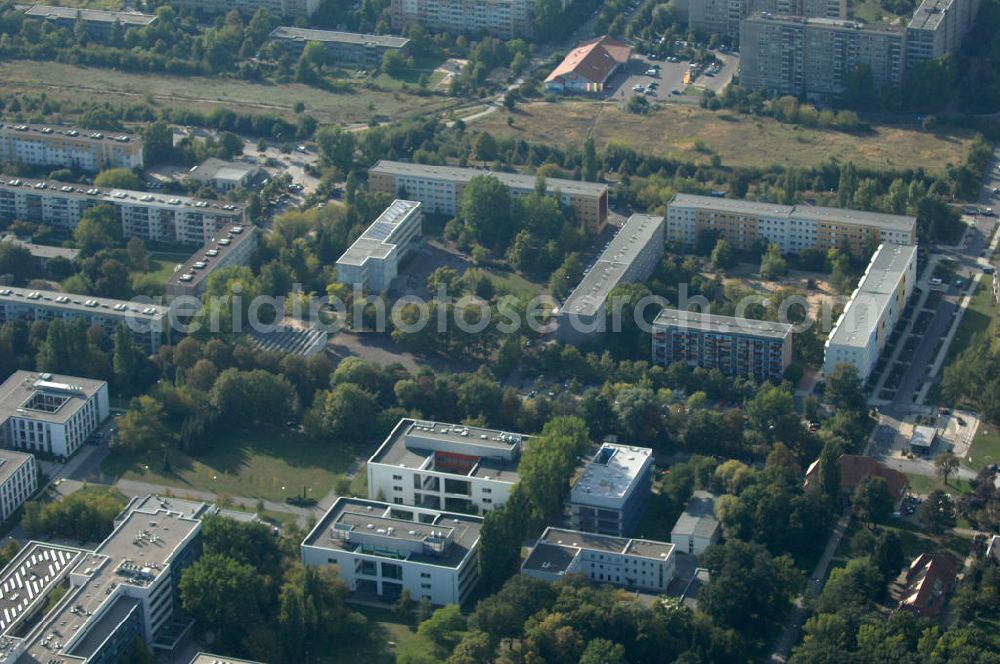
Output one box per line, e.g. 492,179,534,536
606,52,738,103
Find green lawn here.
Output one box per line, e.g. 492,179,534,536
466,267,547,299
904,472,972,496
946,276,995,363
968,424,1000,471
142,252,190,282
101,429,364,503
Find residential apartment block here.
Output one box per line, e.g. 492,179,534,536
0,287,170,353
0,176,245,245
368,160,609,233
521,527,676,593
570,443,653,537
739,14,905,98
666,194,916,256
170,0,319,19
652,309,793,381
165,223,257,300
336,199,422,293
0,450,37,523
390,0,536,39
906,0,982,66
367,418,528,514
555,213,664,344
301,497,482,605
688,0,846,39
824,242,917,383
0,502,203,663
22,5,157,41
0,123,143,172
269,26,411,67
0,371,110,459
671,490,721,556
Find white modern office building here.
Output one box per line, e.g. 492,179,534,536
0,176,245,245
301,497,482,606
671,490,721,556
367,418,528,514
0,450,36,522
824,243,918,383
666,194,916,255
0,371,110,459
570,443,654,537
0,287,170,353
555,213,665,344
336,200,422,293
521,527,675,593
0,123,143,172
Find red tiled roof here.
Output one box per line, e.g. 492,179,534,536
545,36,632,86
899,553,957,617
804,454,909,501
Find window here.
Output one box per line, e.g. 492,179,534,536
420,572,431,579
421,583,431,589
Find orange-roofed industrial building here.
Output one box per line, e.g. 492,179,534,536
544,36,632,95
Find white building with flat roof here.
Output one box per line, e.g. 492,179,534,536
367,418,527,514
824,243,918,383
336,200,422,293
0,122,143,172
0,450,36,523
671,490,721,556
570,443,654,537
188,158,261,192
301,497,482,606
0,371,109,459
521,527,675,593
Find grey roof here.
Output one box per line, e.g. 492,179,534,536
559,213,664,317
572,443,652,502
0,121,138,147
0,371,106,425
0,542,85,635
910,425,936,448
190,654,267,664
653,309,793,340
0,285,169,323
270,26,410,48
189,158,259,184
670,193,916,233
23,4,157,25
371,160,608,198
0,235,80,261
165,223,256,291
907,0,954,31
745,12,905,34
337,199,421,267
116,495,217,525
525,527,675,573
671,491,720,540
245,324,328,357
0,449,33,487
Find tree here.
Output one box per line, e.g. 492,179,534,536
919,490,956,534
460,175,513,249
826,363,866,412
814,556,883,614
382,49,407,76
315,126,356,172
473,132,498,162
852,476,894,527
0,243,33,286
746,383,798,442
142,122,174,164
818,440,842,504
305,383,377,441
73,204,122,254
580,639,627,664
180,553,263,649
94,168,143,189
112,325,147,396
934,451,959,486
581,136,598,181
711,238,736,269
760,243,788,279
116,395,170,454
22,486,126,541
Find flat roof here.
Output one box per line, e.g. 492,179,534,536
560,213,663,317
828,243,917,348
0,450,32,487
165,223,256,290
910,425,936,448
337,199,421,267
672,491,719,540
0,542,84,633
572,443,652,502
653,309,793,340
23,4,157,25
746,11,905,33
0,371,105,425
0,285,168,323
523,527,674,574
270,26,410,48
907,0,953,31
189,158,258,183
0,122,138,147
0,175,245,217
116,495,217,525
0,235,79,261
370,160,608,198
670,193,916,233
304,498,482,569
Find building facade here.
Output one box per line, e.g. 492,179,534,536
555,213,664,344
368,160,609,234
670,490,721,556
0,450,37,523
336,200,422,293
170,0,320,19
367,418,527,514
521,527,676,593
570,444,653,537
301,497,482,606
269,26,411,67
544,36,632,94
906,0,982,66
666,194,916,255
0,287,169,353
390,0,536,39
824,243,917,383
0,176,245,245
740,14,905,99
165,223,257,300
652,309,793,381
22,5,158,41
688,0,846,39
0,371,110,459
0,123,143,172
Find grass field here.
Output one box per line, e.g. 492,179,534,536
904,472,972,496
0,61,455,126
946,276,995,363
141,252,189,282
465,267,547,299
968,424,1000,471
101,429,364,503
477,101,974,172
